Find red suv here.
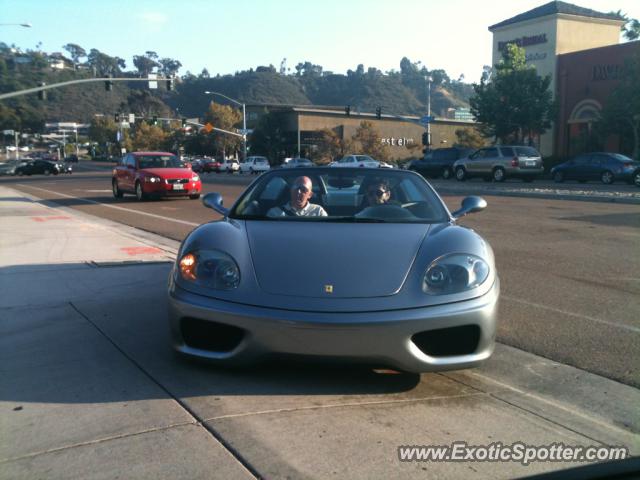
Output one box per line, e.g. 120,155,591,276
112,152,202,201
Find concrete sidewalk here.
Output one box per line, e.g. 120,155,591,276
0,185,638,479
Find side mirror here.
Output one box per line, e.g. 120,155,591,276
203,192,230,216
451,196,487,219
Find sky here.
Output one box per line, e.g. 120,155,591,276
2,0,639,83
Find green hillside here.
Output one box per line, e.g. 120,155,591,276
0,44,474,131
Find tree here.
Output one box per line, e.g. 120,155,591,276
315,128,351,164
131,122,167,151
133,52,160,76
122,90,169,118
249,112,289,162
62,43,86,66
611,11,640,41
470,44,555,144
88,117,118,146
87,48,124,75
623,18,640,41
596,52,640,160
203,102,242,158
351,121,390,161
159,57,182,77
455,128,488,149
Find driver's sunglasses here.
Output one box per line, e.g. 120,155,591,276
369,188,388,197
292,185,310,193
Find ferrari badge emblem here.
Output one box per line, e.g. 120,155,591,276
324,284,333,294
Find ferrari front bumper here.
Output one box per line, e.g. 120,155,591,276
168,280,499,373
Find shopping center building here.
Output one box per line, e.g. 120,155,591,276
489,1,637,158
245,104,477,162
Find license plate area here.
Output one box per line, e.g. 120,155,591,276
173,183,184,190
525,161,536,167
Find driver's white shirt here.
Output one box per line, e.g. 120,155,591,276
267,201,327,217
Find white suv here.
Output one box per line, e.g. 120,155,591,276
218,159,240,173
240,156,270,174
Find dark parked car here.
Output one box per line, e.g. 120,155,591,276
551,153,640,185
15,159,66,176
408,147,474,179
190,159,205,173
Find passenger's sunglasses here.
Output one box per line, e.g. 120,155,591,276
292,185,310,193
369,188,388,197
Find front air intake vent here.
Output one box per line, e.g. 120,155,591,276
181,317,244,352
412,325,480,357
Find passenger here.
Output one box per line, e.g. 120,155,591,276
267,176,328,217
364,181,394,206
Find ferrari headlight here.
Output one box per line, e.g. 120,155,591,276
191,174,200,181
422,254,489,295
145,176,162,183
177,250,240,290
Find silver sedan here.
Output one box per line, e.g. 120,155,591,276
168,167,499,372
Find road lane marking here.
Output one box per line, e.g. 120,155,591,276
80,189,113,193
121,246,163,255
17,184,200,227
31,216,72,222
503,294,640,333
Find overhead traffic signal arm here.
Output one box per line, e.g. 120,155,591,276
0,76,175,101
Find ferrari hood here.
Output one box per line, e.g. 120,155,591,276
246,221,431,298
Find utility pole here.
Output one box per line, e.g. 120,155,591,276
426,76,433,152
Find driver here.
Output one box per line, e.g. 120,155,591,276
267,176,328,217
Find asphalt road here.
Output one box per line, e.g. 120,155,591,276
3,164,639,387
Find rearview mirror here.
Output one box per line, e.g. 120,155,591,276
451,196,487,219
203,192,230,216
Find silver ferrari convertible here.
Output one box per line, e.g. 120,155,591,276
168,167,499,372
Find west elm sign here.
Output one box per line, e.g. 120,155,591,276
498,34,548,52
381,137,415,147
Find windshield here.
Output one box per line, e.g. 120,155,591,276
230,168,448,223
137,155,184,169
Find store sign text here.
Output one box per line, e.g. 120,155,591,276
592,64,624,81
498,34,548,52
381,137,415,147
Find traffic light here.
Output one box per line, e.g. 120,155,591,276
376,106,382,119
105,75,113,92
181,118,187,128
345,105,351,116
152,116,158,125
38,82,46,101
166,78,174,91
115,113,120,123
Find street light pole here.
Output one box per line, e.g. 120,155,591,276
204,91,247,161
426,76,433,152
